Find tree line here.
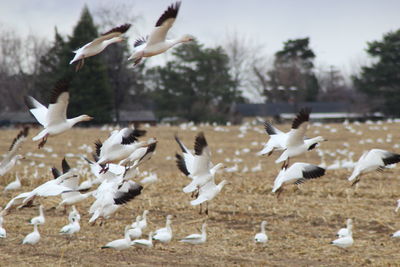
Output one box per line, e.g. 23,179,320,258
1,5,399,123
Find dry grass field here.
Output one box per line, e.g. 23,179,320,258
0,121,400,266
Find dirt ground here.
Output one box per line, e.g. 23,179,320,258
0,121,400,266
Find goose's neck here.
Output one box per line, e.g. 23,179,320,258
67,116,87,127
34,224,38,232
39,206,44,216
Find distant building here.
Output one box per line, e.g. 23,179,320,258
234,102,383,122
117,110,157,126
0,111,36,126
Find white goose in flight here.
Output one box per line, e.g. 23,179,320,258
275,108,326,168
272,162,326,197
348,149,400,186
70,24,131,71
128,1,194,66
96,128,148,172
24,79,93,148
175,133,224,194
0,127,29,176
257,121,288,156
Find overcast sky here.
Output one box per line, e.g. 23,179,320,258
1,0,399,73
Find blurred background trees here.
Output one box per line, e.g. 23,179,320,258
0,4,399,123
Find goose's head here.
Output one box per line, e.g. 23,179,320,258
261,220,267,229
79,115,94,122
346,218,353,227
180,34,195,43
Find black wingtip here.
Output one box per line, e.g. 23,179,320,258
24,96,35,109
174,134,187,153
49,79,70,104
52,167,61,179
194,132,207,156
94,140,102,158
62,158,71,174
8,126,30,151
155,1,181,27
264,121,277,135
176,153,190,176
121,129,147,145
101,23,131,36
291,107,311,129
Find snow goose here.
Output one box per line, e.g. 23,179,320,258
3,165,77,214
0,127,29,176
331,222,353,249
131,231,153,248
101,226,131,250
336,219,353,237
128,2,194,66
190,180,228,215
130,215,142,229
178,132,224,194
132,210,149,230
180,222,207,244
69,205,81,222
22,223,40,245
395,199,400,212
391,230,400,238
272,163,326,197
348,149,400,186
70,24,131,71
128,224,142,240
0,210,6,238
96,128,148,171
60,216,80,237
275,108,326,168
29,205,45,225
24,79,93,148
119,139,157,167
257,121,288,156
89,177,143,225
153,215,173,243
4,174,22,192
254,221,268,243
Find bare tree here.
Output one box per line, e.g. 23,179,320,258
224,31,269,102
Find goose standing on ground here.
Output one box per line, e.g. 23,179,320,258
69,206,81,222
24,79,93,148
275,108,326,168
70,24,131,71
22,223,40,245
254,221,268,243
128,216,142,239
153,215,173,243
131,231,153,248
4,174,22,192
128,1,194,66
0,127,29,176
101,226,131,250
131,210,149,230
59,216,80,237
0,210,6,238
336,219,353,237
180,223,207,244
331,222,353,249
257,121,288,156
347,149,400,186
29,205,45,225
272,163,326,197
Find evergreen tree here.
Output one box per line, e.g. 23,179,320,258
146,41,241,122
354,29,400,116
66,6,112,123
266,38,319,102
